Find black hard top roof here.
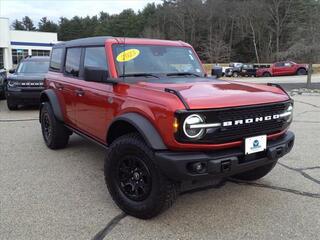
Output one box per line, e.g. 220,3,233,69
53,36,113,48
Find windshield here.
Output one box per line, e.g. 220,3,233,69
112,44,204,78
17,61,49,73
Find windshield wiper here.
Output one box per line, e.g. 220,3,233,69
166,72,201,77
119,73,160,78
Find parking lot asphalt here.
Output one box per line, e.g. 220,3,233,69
0,75,319,240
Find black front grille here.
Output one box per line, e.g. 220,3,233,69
17,80,44,87
176,101,292,144
14,80,44,89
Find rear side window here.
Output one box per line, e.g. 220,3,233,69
84,47,108,70
50,48,63,71
65,48,82,77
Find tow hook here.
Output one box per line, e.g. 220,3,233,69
221,160,232,173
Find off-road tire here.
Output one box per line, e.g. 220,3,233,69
263,72,271,77
232,161,277,181
105,133,177,219
296,68,307,75
7,99,18,110
40,102,69,149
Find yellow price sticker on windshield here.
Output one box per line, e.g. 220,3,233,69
116,49,140,62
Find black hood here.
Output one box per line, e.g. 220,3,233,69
7,73,46,81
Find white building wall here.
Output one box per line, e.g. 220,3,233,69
0,17,12,69
0,17,58,70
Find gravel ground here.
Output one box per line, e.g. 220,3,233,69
0,76,319,240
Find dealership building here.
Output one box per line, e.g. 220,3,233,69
0,17,58,70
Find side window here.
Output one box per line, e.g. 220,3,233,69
275,62,284,67
84,47,108,70
50,48,63,71
65,48,82,77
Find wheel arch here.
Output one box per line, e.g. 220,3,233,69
296,67,307,74
107,113,167,150
39,89,64,122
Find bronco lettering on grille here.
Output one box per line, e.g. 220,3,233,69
222,114,280,127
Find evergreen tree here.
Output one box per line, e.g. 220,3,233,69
12,19,25,30
38,17,59,32
22,16,36,31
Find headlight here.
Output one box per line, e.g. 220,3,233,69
8,81,17,87
280,104,293,122
183,114,205,139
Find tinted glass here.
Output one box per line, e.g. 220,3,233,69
12,49,28,65
112,45,204,78
84,47,108,70
65,48,81,77
275,62,285,67
17,61,49,73
50,48,63,70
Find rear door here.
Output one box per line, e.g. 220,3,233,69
74,46,114,142
47,47,75,125
59,47,83,126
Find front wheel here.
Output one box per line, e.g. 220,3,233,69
105,133,177,219
232,71,239,77
7,99,18,110
297,68,307,75
232,162,277,181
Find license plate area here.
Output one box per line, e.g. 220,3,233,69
245,135,267,155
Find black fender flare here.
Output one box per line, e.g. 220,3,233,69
107,113,167,150
39,89,64,122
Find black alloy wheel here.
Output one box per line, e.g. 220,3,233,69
42,112,52,143
117,156,152,201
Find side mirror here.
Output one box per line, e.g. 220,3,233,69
84,67,109,82
9,69,15,74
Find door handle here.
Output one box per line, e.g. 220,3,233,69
56,83,64,90
75,89,85,97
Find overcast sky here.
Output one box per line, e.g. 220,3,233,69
0,0,162,24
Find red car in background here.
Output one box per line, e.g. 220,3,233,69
256,61,308,77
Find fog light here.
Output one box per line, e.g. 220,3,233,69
191,162,206,174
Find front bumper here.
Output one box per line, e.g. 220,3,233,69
6,88,43,105
155,131,294,181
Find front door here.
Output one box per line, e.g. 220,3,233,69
273,62,287,76
74,46,114,142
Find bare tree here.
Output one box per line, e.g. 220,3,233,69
267,0,293,60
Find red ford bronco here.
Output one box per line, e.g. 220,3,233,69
40,37,295,219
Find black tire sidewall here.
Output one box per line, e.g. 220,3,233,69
105,135,170,218
297,68,306,75
7,99,18,110
40,103,54,147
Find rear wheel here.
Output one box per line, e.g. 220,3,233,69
263,72,271,77
40,102,70,149
7,99,18,110
297,68,307,75
232,162,277,181
105,133,177,219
